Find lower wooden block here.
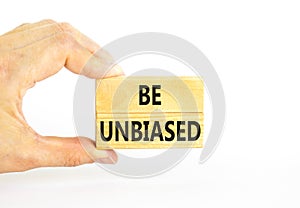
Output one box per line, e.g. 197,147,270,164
96,113,203,149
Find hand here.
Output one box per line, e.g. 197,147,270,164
0,19,123,173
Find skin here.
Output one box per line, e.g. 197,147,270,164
0,19,123,173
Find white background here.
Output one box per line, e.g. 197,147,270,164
1,0,300,207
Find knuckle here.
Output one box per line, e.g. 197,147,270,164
55,32,75,48
54,22,79,49
57,22,82,40
58,22,73,32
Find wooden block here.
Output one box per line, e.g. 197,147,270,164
96,113,203,149
96,76,203,114
96,76,204,149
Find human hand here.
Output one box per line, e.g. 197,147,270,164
0,19,123,173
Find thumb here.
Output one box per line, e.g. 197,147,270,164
35,136,117,167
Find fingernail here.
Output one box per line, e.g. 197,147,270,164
95,150,118,164
105,65,125,77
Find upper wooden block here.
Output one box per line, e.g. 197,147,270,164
96,76,203,114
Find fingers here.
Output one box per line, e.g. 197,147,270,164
9,21,124,84
3,19,56,35
0,20,59,50
1,19,100,54
2,19,124,87
13,32,122,89
35,136,117,167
